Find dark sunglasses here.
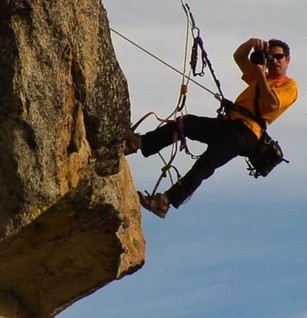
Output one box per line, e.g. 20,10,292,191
267,53,286,61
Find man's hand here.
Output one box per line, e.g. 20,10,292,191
233,38,268,76
249,38,268,52
255,64,267,80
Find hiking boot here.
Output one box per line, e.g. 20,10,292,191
137,191,170,219
124,130,142,155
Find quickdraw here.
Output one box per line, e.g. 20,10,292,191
182,3,207,77
190,28,207,77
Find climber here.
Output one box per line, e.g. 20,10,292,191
125,38,298,219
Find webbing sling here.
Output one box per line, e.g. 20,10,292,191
252,84,266,131
221,84,266,131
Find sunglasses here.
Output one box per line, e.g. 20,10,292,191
267,53,286,61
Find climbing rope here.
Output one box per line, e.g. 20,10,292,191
110,2,225,195
110,28,220,99
149,1,210,195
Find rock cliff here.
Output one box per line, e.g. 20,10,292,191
0,0,145,317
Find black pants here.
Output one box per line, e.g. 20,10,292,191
141,115,258,208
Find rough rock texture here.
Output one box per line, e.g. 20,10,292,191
0,291,34,318
0,0,145,317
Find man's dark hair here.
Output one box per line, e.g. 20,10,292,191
269,39,290,56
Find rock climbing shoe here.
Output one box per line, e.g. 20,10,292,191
137,191,170,219
124,130,142,155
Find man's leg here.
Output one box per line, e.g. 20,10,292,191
125,121,178,156
139,120,258,217
126,114,219,157
166,120,258,208
140,121,178,157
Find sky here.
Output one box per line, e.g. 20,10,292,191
57,1,307,318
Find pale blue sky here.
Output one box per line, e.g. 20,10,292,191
58,1,307,317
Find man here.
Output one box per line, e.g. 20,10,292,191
125,38,298,218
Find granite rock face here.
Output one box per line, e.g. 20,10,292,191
0,0,145,317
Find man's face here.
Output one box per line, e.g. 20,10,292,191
266,46,290,78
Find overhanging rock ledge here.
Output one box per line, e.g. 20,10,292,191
0,1,145,317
